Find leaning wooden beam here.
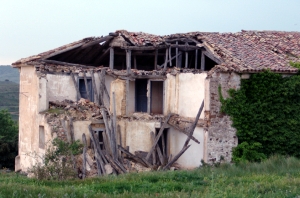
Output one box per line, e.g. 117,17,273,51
184,100,204,147
101,108,112,145
71,73,81,100
118,145,148,167
68,117,75,143
104,152,125,174
97,47,111,63
145,113,174,160
158,52,182,68
168,122,200,144
88,125,105,175
41,59,95,68
109,47,114,70
162,145,191,170
156,144,164,165
150,132,156,165
82,133,87,179
83,72,91,100
112,92,118,160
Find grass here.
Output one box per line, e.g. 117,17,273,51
0,155,300,197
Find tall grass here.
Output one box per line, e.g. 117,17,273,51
1,155,300,197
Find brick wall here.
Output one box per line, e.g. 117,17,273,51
206,72,241,163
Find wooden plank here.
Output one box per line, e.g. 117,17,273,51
158,52,182,68
121,46,167,50
104,153,125,174
41,59,95,68
145,113,174,160
71,73,81,100
111,92,118,160
68,117,75,143
82,133,87,179
184,100,204,147
83,72,90,100
156,144,164,165
150,132,156,165
168,121,200,144
109,47,114,69
162,131,166,160
90,71,99,104
102,130,112,159
126,50,131,74
162,145,191,170
195,49,198,69
203,51,222,64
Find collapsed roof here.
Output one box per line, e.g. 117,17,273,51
12,30,300,73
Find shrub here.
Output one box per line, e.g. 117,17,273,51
28,138,83,180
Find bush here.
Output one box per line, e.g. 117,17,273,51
220,71,300,162
28,138,83,180
0,109,18,169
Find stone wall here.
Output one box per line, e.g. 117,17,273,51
206,72,241,163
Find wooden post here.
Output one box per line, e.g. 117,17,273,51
126,50,131,74
176,41,178,67
185,52,188,68
71,73,81,100
145,113,174,160
154,49,158,70
109,47,114,70
201,51,205,70
112,92,118,160
82,133,87,179
195,49,198,69
90,71,99,104
164,48,168,71
68,117,75,143
83,72,90,100
168,47,172,66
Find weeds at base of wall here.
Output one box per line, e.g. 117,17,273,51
26,138,83,180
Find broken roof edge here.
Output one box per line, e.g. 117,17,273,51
12,36,106,67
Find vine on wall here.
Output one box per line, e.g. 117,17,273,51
220,71,300,162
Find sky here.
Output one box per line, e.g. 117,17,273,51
1,0,300,65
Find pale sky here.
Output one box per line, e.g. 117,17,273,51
1,0,300,65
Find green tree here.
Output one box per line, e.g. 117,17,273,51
0,109,18,169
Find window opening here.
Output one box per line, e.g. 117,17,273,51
93,129,105,150
204,55,217,71
39,126,45,149
79,78,93,101
135,79,148,112
150,81,163,114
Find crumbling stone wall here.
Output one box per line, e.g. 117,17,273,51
206,72,241,163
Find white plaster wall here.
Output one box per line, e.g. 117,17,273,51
119,120,157,153
73,121,92,146
169,127,205,168
110,79,126,116
39,77,48,112
46,74,77,102
17,66,41,171
164,74,177,115
177,73,207,118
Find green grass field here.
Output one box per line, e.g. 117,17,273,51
0,155,300,197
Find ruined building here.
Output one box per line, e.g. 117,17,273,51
12,30,300,173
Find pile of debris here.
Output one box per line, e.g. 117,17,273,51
45,97,204,178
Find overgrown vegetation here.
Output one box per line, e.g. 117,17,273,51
289,61,300,69
0,155,300,197
0,109,18,169
220,71,300,162
28,138,83,180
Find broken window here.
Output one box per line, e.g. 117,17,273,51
134,79,164,114
93,128,105,150
39,126,45,149
79,78,93,101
